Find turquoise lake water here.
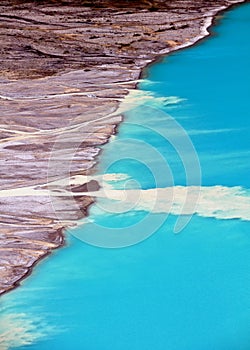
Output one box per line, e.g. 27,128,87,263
1,3,250,350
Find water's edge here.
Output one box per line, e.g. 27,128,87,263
0,0,246,297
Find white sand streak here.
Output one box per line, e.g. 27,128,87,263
0,173,249,222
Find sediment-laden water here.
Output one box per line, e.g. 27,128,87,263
0,3,249,350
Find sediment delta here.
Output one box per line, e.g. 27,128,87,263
0,0,245,295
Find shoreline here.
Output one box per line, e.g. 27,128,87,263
139,0,247,81
0,0,247,297
3,228,65,296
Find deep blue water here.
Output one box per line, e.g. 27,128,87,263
1,3,250,350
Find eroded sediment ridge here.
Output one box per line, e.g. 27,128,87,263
0,0,245,295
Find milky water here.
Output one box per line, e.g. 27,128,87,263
1,4,250,350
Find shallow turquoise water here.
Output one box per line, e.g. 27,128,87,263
1,4,250,350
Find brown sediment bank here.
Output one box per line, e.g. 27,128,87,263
0,0,246,296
